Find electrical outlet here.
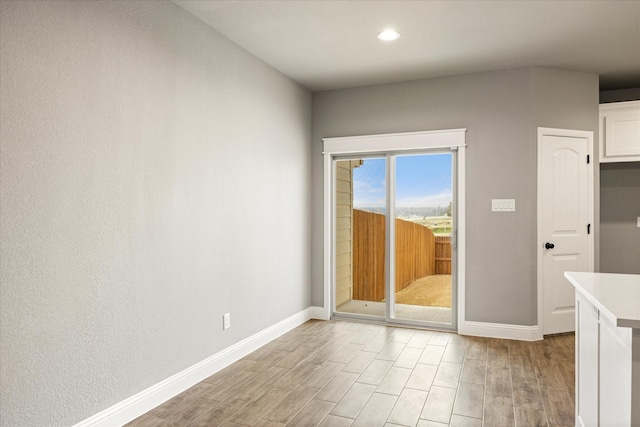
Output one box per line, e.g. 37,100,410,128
223,313,231,330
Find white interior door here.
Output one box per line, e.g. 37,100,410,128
538,128,593,335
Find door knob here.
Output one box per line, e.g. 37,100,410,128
545,242,555,249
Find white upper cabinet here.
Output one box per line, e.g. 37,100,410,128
599,100,640,163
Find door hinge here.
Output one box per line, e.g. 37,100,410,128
588,224,591,234
587,154,590,164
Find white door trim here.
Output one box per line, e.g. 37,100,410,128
537,127,594,336
321,129,466,327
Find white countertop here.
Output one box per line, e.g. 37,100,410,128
564,272,640,329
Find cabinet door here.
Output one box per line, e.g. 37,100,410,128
600,101,640,163
599,314,632,427
577,294,599,427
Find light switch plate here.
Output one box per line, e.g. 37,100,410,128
492,199,516,212
637,217,640,228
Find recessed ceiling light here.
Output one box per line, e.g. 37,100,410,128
377,30,400,41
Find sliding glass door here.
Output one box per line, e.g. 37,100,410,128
334,157,387,320
391,153,454,326
332,150,457,330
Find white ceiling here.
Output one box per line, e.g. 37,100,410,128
173,0,640,92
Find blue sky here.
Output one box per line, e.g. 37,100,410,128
352,154,452,209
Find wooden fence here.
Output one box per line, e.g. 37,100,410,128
435,236,452,275
352,209,451,302
353,209,386,302
395,218,436,291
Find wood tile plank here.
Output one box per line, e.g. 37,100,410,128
342,350,377,374
329,343,363,364
125,414,176,427
420,385,456,424
387,388,428,427
452,382,484,419
254,420,286,427
229,388,290,426
245,350,292,373
316,371,360,403
391,329,416,343
394,347,423,369
513,406,548,427
262,385,320,424
512,378,544,410
204,370,257,401
460,358,486,385
406,332,432,349
449,414,482,427
148,392,196,420
351,392,397,427
428,333,451,346
487,346,510,369
272,363,319,391
483,394,514,426
305,336,354,365
357,359,394,385
285,399,335,426
540,388,574,426
405,363,438,391
375,366,412,396
331,382,377,419
417,421,448,427
187,393,255,426
486,367,512,397
510,352,537,381
237,366,289,396
376,341,407,361
363,335,393,353
442,343,468,364
276,346,317,369
304,361,345,388
432,361,462,388
419,345,445,365
319,414,354,427
535,364,568,391
465,341,487,361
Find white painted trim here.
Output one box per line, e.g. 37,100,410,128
456,146,466,333
537,127,594,336
460,321,543,341
323,129,466,155
322,154,333,322
308,305,329,321
74,306,323,427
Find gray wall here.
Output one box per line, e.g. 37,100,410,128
0,1,311,425
311,67,598,326
600,163,640,274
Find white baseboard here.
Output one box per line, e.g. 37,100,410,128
74,306,324,427
459,320,543,341
308,305,330,320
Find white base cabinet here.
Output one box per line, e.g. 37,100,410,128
573,280,640,427
598,314,632,427
576,293,599,427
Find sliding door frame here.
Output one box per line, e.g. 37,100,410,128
322,129,467,331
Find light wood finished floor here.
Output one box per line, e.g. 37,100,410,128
127,320,575,427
